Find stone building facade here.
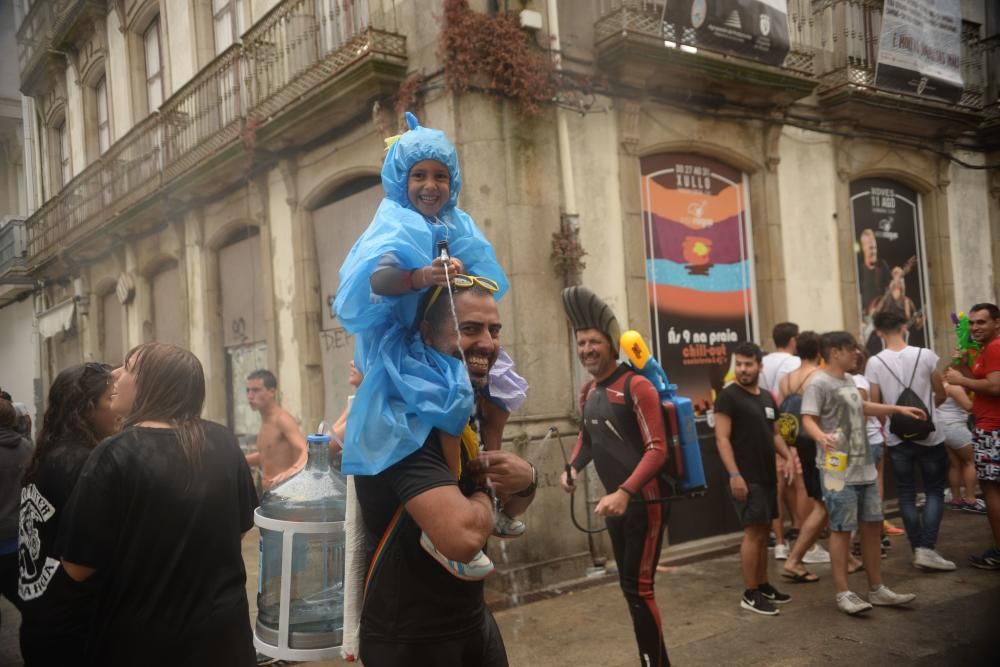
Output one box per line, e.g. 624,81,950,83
4,0,999,593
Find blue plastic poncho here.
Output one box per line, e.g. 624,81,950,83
335,113,511,475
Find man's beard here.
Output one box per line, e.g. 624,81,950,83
736,373,758,388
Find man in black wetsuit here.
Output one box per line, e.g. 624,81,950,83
559,286,671,667
355,281,536,667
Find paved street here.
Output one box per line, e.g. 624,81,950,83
2,508,998,665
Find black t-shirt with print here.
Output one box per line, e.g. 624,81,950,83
18,437,99,660
355,431,487,644
55,421,258,666
715,384,779,486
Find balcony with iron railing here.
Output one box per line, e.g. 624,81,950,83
811,0,987,136
23,0,407,269
0,217,32,295
594,0,818,107
15,0,91,94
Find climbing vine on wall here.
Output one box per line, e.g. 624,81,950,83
441,0,557,116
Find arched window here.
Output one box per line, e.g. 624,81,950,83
96,76,111,154
144,17,164,110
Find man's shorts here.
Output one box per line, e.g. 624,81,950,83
820,478,883,532
797,442,823,500
973,428,1000,482
943,421,974,450
730,482,778,527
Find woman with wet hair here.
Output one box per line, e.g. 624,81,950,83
56,343,258,666
17,362,118,666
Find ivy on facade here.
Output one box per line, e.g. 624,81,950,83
441,0,557,116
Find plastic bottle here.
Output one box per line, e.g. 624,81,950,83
256,430,347,649
823,428,847,492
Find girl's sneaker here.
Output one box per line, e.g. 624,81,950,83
962,498,988,515
947,498,967,511
420,531,495,580
493,511,526,538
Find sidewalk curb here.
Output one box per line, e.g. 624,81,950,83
489,504,904,611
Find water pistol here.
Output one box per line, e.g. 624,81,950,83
619,331,707,494
951,312,980,367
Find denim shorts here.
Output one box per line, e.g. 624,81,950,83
870,442,884,467
820,478,883,532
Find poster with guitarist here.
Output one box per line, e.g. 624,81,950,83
851,177,932,355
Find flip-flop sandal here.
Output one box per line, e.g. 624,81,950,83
781,569,819,583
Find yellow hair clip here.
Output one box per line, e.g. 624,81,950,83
383,134,402,153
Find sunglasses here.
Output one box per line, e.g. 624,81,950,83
424,274,500,315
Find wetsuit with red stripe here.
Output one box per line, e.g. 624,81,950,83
570,363,671,667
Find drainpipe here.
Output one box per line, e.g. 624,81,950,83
546,0,581,288
546,0,606,570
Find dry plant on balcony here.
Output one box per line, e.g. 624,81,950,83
441,0,557,116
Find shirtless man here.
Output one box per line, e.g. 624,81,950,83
245,369,307,491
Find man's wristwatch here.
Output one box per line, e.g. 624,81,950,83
514,462,538,497
729,471,742,479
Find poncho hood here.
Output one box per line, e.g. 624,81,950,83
381,112,462,214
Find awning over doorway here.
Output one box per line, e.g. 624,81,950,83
37,299,75,339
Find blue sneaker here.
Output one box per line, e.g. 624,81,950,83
420,531,495,580
969,547,1000,570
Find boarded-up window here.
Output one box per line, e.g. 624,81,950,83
101,291,123,366
312,179,381,421
219,230,267,438
152,263,184,347
219,232,266,347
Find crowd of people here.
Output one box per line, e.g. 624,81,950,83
0,110,998,667
716,311,1000,618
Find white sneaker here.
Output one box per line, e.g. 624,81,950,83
802,543,831,564
493,511,526,538
836,591,873,615
419,531,495,581
868,584,916,606
773,543,790,560
913,547,957,571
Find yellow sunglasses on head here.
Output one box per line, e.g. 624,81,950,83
424,274,500,315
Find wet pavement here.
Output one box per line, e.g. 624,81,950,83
2,508,998,665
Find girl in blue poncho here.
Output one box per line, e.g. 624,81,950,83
334,113,527,579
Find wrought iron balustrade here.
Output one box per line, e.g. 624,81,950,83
0,218,28,277
594,0,817,76
22,0,405,266
814,0,985,109
15,0,54,80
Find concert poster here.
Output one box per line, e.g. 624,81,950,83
850,177,932,354
640,153,758,416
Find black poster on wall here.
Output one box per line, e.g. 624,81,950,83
851,178,932,354
663,0,791,66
